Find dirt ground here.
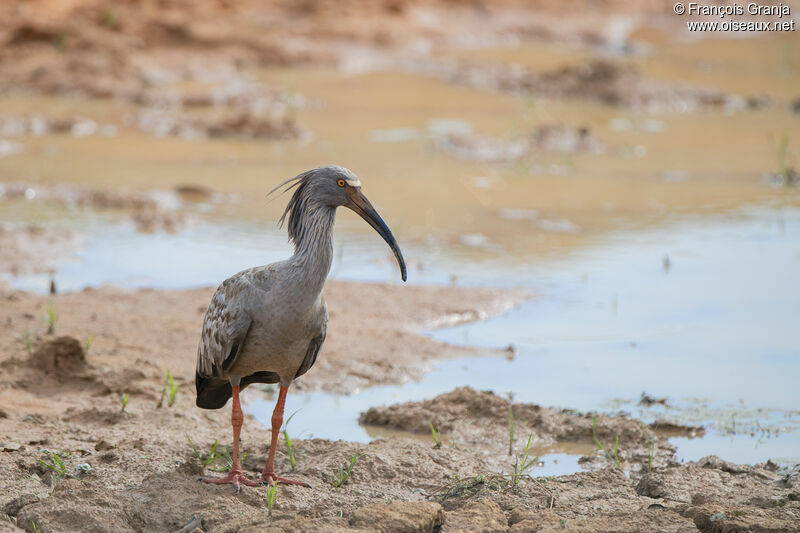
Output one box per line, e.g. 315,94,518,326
0,280,797,531
2,364,798,532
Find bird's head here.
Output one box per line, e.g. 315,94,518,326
271,165,407,282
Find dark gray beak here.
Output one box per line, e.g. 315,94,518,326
346,188,407,282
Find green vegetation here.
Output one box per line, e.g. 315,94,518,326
508,406,515,456
592,416,621,469
592,415,604,450
120,393,129,413
777,133,790,185
282,410,300,470
14,330,34,354
265,483,278,516
45,303,56,334
38,450,68,487
772,133,799,186
84,335,94,353
186,434,223,469
332,450,359,488
509,433,538,486
429,423,442,449
185,434,237,472
158,369,180,408
100,8,116,27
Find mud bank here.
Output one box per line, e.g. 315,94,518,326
0,282,521,399
1,383,797,532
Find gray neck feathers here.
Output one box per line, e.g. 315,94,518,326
285,196,336,290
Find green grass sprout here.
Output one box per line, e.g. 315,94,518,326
39,450,68,489
332,450,359,488
158,369,180,407
45,303,56,334
14,330,34,354
282,409,300,470
508,406,515,456
510,433,538,486
265,483,278,516
429,423,442,449
592,415,604,450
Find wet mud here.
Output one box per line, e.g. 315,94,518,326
1,374,797,532
1,285,795,531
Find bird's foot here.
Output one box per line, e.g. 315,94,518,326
199,469,259,492
258,471,312,488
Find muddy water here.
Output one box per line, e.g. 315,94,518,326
245,206,800,471
2,34,800,472
22,204,795,471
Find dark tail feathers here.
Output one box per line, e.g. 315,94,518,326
195,371,281,410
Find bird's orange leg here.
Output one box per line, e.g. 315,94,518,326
258,385,311,488
200,385,259,491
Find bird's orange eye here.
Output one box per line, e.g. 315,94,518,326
337,179,346,187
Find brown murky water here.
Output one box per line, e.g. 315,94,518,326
1,34,798,259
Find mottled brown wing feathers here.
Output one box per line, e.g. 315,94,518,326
196,276,254,380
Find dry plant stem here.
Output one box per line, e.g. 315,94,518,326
260,385,311,488
200,385,258,490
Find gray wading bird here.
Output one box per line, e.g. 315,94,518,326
195,165,406,489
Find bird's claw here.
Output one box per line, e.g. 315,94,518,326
200,470,260,491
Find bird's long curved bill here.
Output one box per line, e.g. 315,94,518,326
346,188,407,282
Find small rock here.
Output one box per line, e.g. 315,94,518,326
95,439,115,451
0,442,21,452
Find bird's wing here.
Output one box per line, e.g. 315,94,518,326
195,274,257,380
294,303,327,379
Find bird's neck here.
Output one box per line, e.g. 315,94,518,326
287,205,336,291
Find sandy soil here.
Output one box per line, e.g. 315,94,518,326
2,372,797,532
0,283,797,531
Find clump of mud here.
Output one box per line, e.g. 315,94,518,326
360,386,692,474
29,336,87,377
361,386,653,443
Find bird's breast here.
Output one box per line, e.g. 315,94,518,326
228,298,325,382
